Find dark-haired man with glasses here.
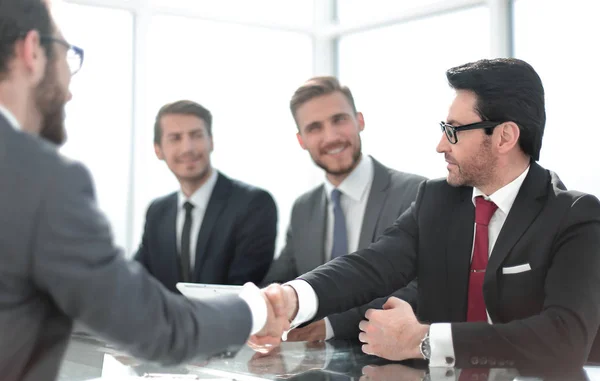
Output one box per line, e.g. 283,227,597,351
250,58,600,371
0,1,288,380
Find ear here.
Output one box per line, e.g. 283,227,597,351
496,121,520,154
18,30,47,83
208,135,214,153
296,132,307,150
356,112,365,132
154,143,164,160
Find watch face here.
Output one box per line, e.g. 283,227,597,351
424,342,431,358
420,337,431,359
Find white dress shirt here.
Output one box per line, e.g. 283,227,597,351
288,166,531,367
323,154,374,261
176,169,218,270
323,155,374,340
0,104,21,130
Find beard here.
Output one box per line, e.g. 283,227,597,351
313,137,362,176
35,59,68,146
447,137,496,188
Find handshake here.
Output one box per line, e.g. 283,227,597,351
246,284,300,354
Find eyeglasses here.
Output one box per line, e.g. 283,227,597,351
439,120,502,144
40,36,84,75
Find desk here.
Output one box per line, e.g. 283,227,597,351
59,334,600,381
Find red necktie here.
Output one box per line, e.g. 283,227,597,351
466,196,498,322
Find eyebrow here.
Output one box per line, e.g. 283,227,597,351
303,121,322,131
446,119,460,126
331,112,349,119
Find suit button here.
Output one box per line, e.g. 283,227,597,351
446,357,455,366
445,370,455,377
498,360,505,367
507,360,515,367
489,357,496,366
471,356,479,365
480,357,487,365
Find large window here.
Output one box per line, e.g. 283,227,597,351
151,0,313,28
58,4,134,250
514,0,600,197
336,0,458,24
339,6,491,180
133,16,314,254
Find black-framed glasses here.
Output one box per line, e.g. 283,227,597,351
439,120,503,144
40,36,84,75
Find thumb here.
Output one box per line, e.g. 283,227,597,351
264,284,286,318
383,296,403,310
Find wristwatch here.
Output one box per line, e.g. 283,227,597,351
419,331,431,360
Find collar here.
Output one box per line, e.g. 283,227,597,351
177,169,219,211
472,166,530,215
324,154,374,202
0,104,21,131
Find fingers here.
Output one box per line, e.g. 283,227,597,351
358,331,368,343
247,334,281,354
359,319,369,332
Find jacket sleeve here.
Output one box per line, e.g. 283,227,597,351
32,161,253,365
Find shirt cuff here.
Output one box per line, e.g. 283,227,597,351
238,283,267,336
324,317,335,340
286,279,318,328
429,323,456,368
280,279,318,341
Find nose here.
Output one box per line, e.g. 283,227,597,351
322,122,341,144
67,90,73,102
181,135,195,153
436,133,449,154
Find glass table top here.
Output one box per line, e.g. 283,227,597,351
58,333,600,381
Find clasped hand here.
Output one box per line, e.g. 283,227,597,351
247,284,298,354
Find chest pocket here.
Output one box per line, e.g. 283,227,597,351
496,266,547,322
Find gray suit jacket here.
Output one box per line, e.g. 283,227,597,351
263,156,425,338
0,116,252,381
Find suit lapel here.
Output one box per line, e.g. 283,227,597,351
447,186,475,322
192,173,231,281
358,157,390,248
161,194,181,285
484,162,548,320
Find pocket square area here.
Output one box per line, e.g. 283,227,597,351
502,263,532,274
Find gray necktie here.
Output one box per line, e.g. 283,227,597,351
330,189,348,260
180,201,194,282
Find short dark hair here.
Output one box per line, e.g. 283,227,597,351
290,76,357,129
0,0,54,80
446,58,546,161
154,100,213,144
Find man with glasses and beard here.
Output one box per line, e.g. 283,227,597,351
0,1,289,380
261,76,425,343
250,59,600,371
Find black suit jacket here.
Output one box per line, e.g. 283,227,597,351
134,172,277,292
300,161,600,369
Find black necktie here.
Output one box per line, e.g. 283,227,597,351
331,189,348,260
180,201,194,282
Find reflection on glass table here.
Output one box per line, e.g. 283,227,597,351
59,333,600,381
